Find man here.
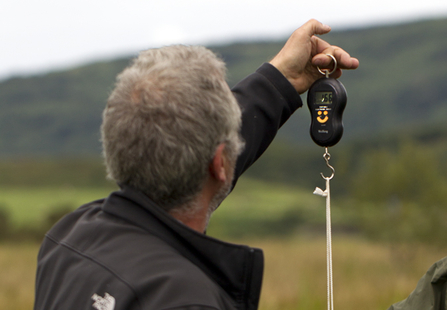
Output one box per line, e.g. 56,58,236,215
33,19,359,310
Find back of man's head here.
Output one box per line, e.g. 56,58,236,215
101,45,243,211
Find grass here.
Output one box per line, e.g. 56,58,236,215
220,177,322,218
0,186,116,226
208,177,328,238
0,243,38,310
1,237,445,310
251,237,445,310
0,176,322,229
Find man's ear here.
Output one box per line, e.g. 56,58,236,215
209,143,227,183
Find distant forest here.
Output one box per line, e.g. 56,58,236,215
2,18,447,158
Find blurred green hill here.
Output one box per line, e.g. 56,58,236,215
3,18,447,193
2,18,447,158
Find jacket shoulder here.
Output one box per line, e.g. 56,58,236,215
35,204,236,310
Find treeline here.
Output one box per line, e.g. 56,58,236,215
0,157,112,187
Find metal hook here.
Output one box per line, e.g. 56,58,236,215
320,147,335,180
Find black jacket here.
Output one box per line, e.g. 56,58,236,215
33,63,302,310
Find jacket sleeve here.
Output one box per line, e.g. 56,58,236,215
231,62,303,183
387,256,447,310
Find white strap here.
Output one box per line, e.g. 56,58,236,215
314,178,334,310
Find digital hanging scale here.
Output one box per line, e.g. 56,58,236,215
306,54,349,310
307,55,347,148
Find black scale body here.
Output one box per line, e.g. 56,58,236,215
307,77,347,147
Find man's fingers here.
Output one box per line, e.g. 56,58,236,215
312,48,359,70
270,19,359,93
332,48,359,69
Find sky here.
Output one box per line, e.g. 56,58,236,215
2,0,447,81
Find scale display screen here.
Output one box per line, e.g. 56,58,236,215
315,91,333,104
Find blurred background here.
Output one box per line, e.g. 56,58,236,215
2,1,447,309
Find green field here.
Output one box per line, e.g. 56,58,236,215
1,176,446,309
0,186,116,227
0,176,325,233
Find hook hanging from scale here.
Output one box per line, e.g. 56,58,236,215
321,147,335,180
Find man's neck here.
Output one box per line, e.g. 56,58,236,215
168,200,209,233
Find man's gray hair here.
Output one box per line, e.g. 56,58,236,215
101,45,244,211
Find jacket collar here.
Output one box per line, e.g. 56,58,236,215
102,185,264,310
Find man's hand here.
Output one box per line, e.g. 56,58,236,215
270,19,359,94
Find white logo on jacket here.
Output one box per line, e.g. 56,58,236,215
91,292,115,310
